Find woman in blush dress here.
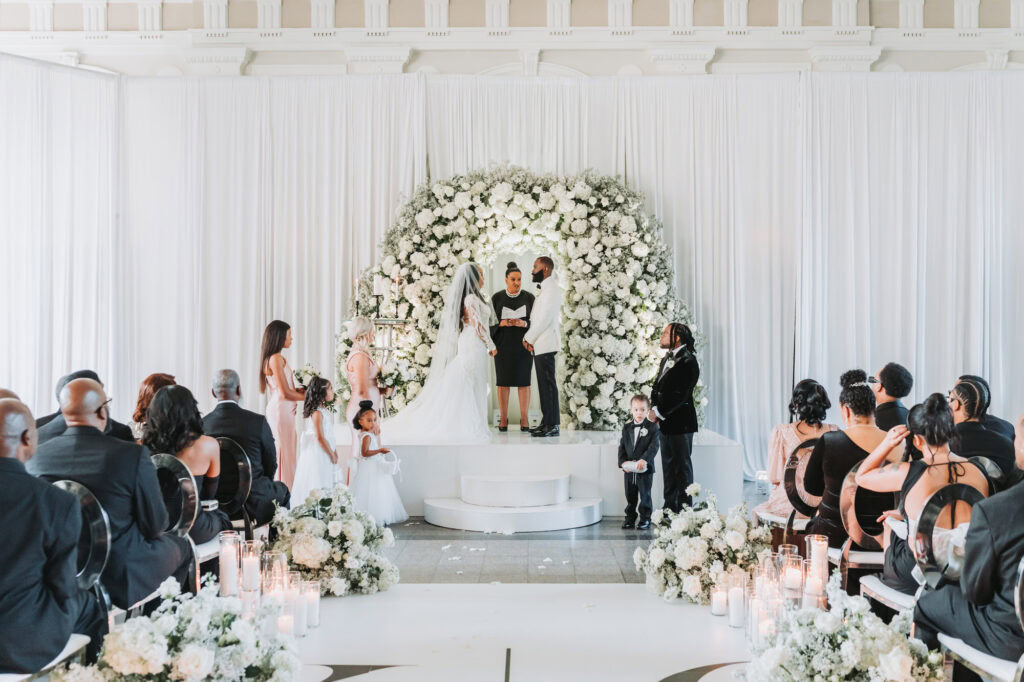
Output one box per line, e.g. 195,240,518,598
344,317,385,484
260,320,305,490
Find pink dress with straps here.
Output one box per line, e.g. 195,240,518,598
265,358,299,490
754,421,837,518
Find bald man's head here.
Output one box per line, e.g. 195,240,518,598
0,388,20,401
60,378,109,430
0,398,36,462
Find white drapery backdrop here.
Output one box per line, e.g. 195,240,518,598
4,54,1024,476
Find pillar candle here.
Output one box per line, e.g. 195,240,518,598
711,589,728,616
277,614,293,636
241,556,260,592
219,549,238,597
304,588,321,628
727,586,745,628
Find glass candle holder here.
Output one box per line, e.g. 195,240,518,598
805,534,829,584
286,571,307,637
727,572,746,628
710,577,728,616
777,544,799,560
781,555,804,594
744,585,760,647
240,540,261,592
802,559,825,596
303,580,321,628
261,551,288,594
218,531,240,597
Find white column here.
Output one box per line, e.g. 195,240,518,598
425,0,448,29
1013,0,1024,28
29,0,54,31
257,0,281,29
485,0,509,28
83,0,107,31
778,0,802,26
831,0,857,26
608,0,632,28
953,0,979,28
311,0,334,30
204,0,228,29
898,0,923,27
138,0,162,31
365,0,388,28
547,0,571,29
669,0,694,27
724,0,747,26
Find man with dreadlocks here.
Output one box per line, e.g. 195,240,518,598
649,323,700,512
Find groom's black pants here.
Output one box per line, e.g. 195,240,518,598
660,432,694,513
534,352,559,427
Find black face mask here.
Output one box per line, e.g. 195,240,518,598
531,270,544,283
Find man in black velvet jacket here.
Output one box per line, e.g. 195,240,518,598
649,323,700,513
915,481,1024,680
202,370,290,525
28,379,192,609
36,370,134,444
0,398,106,673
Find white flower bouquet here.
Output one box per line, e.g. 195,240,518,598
54,577,301,682
634,484,770,604
271,484,399,597
746,573,944,682
339,165,707,430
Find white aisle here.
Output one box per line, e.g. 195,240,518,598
299,584,749,681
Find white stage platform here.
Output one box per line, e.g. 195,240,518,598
336,428,745,525
299,584,750,681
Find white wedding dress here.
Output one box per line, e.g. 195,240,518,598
383,264,496,444
291,408,340,507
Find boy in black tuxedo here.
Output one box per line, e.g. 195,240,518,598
619,394,660,530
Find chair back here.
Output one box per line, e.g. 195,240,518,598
1014,554,1024,633
52,480,111,590
783,438,821,517
216,437,252,516
914,483,986,588
838,460,886,551
968,455,1008,494
151,453,198,537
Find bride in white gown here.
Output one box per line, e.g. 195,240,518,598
383,262,497,444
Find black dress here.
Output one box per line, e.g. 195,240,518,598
804,430,895,548
490,289,535,387
882,460,929,595
189,473,231,545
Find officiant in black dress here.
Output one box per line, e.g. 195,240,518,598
491,262,535,432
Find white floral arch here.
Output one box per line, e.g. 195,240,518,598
337,165,705,431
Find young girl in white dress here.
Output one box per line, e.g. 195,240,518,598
291,376,340,507
349,401,408,526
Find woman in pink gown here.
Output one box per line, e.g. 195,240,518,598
260,320,305,490
344,317,384,484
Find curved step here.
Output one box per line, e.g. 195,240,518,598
460,474,570,507
423,497,602,533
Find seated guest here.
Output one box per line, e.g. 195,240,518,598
871,362,913,432
142,386,231,545
753,379,837,520
37,370,134,444
914,479,1024,679
0,398,107,673
949,377,1016,476
28,378,193,609
129,373,176,441
202,369,290,525
804,370,891,548
958,374,1015,442
856,394,989,595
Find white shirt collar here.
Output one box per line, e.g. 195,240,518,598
216,399,239,406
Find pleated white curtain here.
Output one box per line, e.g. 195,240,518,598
5,55,1024,477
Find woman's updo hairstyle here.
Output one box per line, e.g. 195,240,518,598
789,379,831,426
351,400,376,431
505,262,521,278
908,393,956,448
951,378,987,420
838,369,876,417
347,317,374,343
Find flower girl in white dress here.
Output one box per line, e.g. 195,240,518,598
349,401,408,525
291,376,341,507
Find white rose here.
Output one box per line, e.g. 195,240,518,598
327,520,343,537
877,646,914,682
491,182,514,204
683,575,702,599
648,547,666,568
685,483,701,497
651,509,664,525
725,530,745,551
813,611,841,635
171,644,215,682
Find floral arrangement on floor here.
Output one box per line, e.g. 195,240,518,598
271,483,399,597
293,363,338,413
54,577,300,682
633,484,771,604
339,165,706,430
746,573,944,682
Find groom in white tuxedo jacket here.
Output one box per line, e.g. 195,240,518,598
523,257,563,437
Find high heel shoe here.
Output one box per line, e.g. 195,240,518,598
498,422,508,432
519,422,531,431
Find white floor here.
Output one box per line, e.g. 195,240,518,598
299,584,750,681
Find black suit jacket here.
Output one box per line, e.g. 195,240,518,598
982,414,1016,443
0,458,82,673
958,482,1024,655
37,413,135,446
617,419,659,474
202,402,290,525
34,410,61,429
27,426,188,609
650,349,700,435
874,401,909,432
951,421,1017,476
